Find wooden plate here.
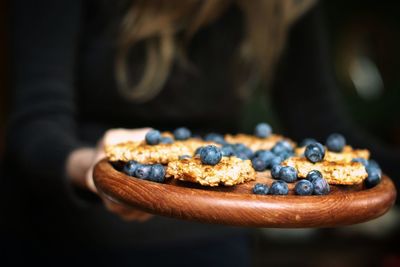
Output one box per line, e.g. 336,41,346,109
93,159,397,228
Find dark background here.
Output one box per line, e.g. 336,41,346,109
0,1,399,266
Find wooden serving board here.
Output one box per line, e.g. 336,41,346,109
93,159,397,228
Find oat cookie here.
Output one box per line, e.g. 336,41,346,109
166,156,256,186
295,145,369,163
282,156,368,185
106,139,215,164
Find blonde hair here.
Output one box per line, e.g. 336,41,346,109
116,0,316,102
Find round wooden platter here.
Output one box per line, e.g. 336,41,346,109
93,159,397,228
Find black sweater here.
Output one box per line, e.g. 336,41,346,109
6,0,399,247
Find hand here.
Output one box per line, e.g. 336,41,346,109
67,128,153,222
90,128,154,222
85,127,151,192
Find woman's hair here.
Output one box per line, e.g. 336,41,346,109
116,0,316,102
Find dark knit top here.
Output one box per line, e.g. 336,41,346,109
6,0,399,247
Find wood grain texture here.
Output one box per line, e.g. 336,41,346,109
93,159,397,228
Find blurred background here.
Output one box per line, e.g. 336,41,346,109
0,1,399,266
241,1,400,148
0,0,8,162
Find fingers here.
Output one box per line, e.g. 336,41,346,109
87,127,150,193
88,127,154,221
119,211,153,222
86,149,105,193
103,128,152,146
87,127,152,194
103,197,153,222
86,167,97,193
66,147,97,190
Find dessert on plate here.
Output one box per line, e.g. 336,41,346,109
104,124,382,193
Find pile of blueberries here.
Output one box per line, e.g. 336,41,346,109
302,133,382,189
190,123,274,165
121,127,193,182
353,158,382,189
201,123,273,161
120,123,382,191
253,168,330,196
145,127,192,145
122,161,166,183
251,137,330,196
253,131,382,196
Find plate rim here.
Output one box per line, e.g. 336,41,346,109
93,158,397,228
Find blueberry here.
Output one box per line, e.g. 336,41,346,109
252,149,265,158
200,145,222,165
254,150,275,166
270,156,283,168
234,143,247,151
255,150,274,165
326,133,346,152
294,180,314,195
252,183,269,195
221,145,235,157
368,159,381,170
148,164,166,183
242,147,254,159
123,160,139,176
281,140,294,151
306,170,322,183
194,147,204,156
179,155,191,160
255,123,272,138
368,160,382,175
204,133,226,144
160,136,174,144
300,138,317,147
134,164,152,179
304,142,325,163
279,151,294,161
312,177,330,195
271,165,282,179
145,130,161,145
235,152,250,160
352,157,369,167
173,127,191,140
315,142,325,153
279,166,297,183
234,144,253,158
252,157,267,171
271,140,293,156
365,165,381,188
269,180,289,195
254,150,272,160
